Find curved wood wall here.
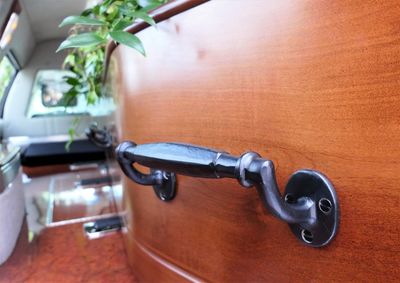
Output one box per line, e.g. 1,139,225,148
107,0,400,281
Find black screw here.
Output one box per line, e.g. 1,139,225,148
284,194,296,204
318,198,333,214
301,229,313,243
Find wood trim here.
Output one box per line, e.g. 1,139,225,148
133,237,204,282
103,0,209,81
22,164,70,178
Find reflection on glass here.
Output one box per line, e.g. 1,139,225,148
26,69,115,118
41,81,77,107
0,55,17,98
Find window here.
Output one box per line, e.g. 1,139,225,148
0,54,18,116
0,55,17,99
26,70,115,118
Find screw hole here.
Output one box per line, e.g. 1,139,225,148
284,194,296,204
318,198,333,214
301,229,313,244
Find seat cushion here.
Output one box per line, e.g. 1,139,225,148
21,139,107,167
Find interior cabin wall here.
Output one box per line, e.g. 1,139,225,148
2,40,111,139
8,9,36,67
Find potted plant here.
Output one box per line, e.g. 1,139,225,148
57,0,167,144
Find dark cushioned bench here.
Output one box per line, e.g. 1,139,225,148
21,139,107,167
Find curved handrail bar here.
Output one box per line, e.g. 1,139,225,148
103,0,209,82
116,141,340,247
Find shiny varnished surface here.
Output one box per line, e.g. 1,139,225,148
22,164,70,178
0,165,132,282
23,167,122,229
110,0,400,281
51,175,118,223
0,222,136,283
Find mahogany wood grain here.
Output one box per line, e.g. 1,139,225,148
22,164,70,177
108,0,400,281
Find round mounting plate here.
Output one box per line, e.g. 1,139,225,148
151,170,176,201
284,169,340,247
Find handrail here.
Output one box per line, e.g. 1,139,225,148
116,141,340,247
103,0,209,82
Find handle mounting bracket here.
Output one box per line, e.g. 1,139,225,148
116,141,339,247
283,170,339,247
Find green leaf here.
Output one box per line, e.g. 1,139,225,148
87,91,98,105
68,128,75,136
63,88,78,107
56,33,106,52
137,0,161,9
91,6,100,16
59,15,106,27
109,31,145,56
64,87,78,97
85,62,96,76
76,84,90,94
129,11,156,27
66,128,75,151
62,53,75,68
102,0,114,7
106,5,118,19
112,18,132,31
81,8,93,17
64,76,79,86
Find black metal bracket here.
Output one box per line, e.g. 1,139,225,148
116,141,339,247
85,123,113,149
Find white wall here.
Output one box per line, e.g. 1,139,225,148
2,39,112,138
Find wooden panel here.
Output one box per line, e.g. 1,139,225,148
109,0,400,281
22,164,70,177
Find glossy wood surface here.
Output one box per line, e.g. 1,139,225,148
109,0,400,281
22,164,70,177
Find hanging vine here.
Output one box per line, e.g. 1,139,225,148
57,0,167,145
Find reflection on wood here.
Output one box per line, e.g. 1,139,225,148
22,164,70,177
0,221,136,282
52,183,116,223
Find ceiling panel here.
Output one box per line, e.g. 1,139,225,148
0,0,14,30
21,0,87,41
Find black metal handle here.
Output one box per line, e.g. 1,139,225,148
116,141,339,247
85,123,113,149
